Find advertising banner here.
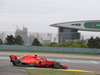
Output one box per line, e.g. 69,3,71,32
84,22,100,29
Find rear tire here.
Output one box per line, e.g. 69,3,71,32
15,60,22,66
53,62,60,69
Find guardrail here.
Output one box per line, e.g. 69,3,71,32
0,45,100,54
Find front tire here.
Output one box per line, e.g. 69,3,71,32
15,60,22,66
53,62,60,69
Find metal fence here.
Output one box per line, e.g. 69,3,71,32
0,45,100,54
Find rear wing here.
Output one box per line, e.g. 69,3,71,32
9,55,17,62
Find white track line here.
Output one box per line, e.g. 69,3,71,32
63,59,71,62
91,61,98,64
21,69,29,73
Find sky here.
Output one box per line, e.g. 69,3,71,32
0,0,100,38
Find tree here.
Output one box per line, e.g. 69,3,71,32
32,38,41,46
0,39,3,45
88,37,100,48
88,37,96,48
94,37,100,48
80,43,88,48
46,42,57,47
5,35,15,45
42,42,58,47
15,35,24,45
42,41,88,48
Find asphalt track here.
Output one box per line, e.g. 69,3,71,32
0,59,29,75
0,56,100,75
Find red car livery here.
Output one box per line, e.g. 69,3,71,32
10,55,68,69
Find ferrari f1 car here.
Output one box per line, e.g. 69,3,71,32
10,55,68,69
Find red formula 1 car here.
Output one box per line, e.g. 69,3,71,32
10,55,68,69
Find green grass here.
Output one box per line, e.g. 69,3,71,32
0,50,100,56
24,69,100,75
